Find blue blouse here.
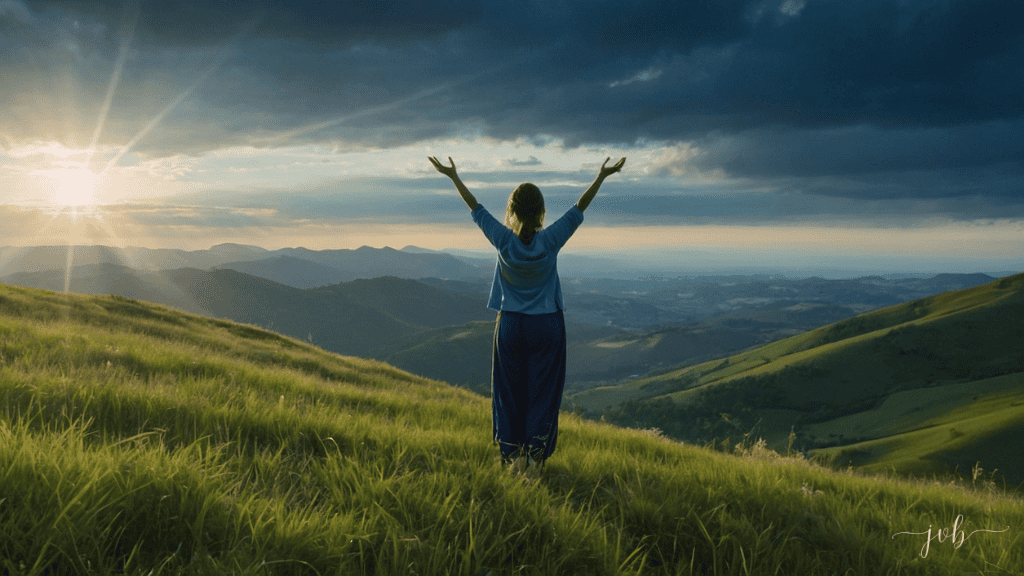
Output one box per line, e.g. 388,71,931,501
471,204,584,314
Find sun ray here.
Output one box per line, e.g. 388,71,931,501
101,11,264,173
63,244,75,294
267,84,452,145
86,2,138,167
256,59,520,147
102,62,220,173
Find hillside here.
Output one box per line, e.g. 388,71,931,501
2,282,1022,574
212,255,350,288
591,272,1024,489
312,276,495,331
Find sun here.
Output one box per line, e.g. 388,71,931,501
40,166,99,207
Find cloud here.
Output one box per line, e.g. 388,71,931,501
134,167,1024,231
500,155,542,167
778,0,805,18
9,0,1023,150
0,0,35,25
608,66,663,88
673,121,1024,188
2,0,1022,214
24,0,483,47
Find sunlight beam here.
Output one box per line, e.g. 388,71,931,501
102,59,223,172
256,59,522,147
64,243,75,294
266,83,452,145
101,11,263,173
87,2,137,166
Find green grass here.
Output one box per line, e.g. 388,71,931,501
812,373,1024,484
2,283,1023,574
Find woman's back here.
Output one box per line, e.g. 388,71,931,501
471,203,583,314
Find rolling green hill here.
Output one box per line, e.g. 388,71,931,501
591,272,1024,489
1,281,1022,575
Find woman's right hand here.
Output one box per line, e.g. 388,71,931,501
429,156,459,179
599,156,626,179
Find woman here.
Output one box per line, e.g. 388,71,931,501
428,155,626,477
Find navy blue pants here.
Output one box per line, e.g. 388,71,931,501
491,310,567,462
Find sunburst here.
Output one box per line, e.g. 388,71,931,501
40,166,98,208
12,1,257,303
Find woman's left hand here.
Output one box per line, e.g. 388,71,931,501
429,156,459,179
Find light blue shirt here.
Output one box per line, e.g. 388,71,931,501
471,204,584,314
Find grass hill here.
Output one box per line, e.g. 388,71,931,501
0,263,207,315
586,273,1024,489
2,282,1023,574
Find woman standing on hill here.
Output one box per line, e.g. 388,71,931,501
429,155,626,477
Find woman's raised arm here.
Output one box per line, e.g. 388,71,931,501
576,157,625,213
429,156,479,210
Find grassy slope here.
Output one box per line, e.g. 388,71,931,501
1,283,1022,575
589,272,1024,488
813,372,1024,483
657,272,1023,402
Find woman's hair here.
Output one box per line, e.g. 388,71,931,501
505,183,545,245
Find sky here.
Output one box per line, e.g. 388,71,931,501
1,0,1022,276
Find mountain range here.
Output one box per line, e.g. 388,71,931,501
0,243,484,282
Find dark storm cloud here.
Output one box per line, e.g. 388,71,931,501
13,0,1023,139
26,0,482,46
5,0,1023,208
691,122,1024,179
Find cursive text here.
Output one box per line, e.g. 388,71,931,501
892,515,1010,558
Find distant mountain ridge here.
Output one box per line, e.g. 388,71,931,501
0,243,486,285
0,243,271,274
